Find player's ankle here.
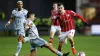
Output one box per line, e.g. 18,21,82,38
49,38,53,43
71,44,75,48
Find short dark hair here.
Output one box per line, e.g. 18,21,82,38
58,2,64,6
53,2,58,5
27,12,34,18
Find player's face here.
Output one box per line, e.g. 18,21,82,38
30,14,35,21
58,5,64,14
17,2,23,9
53,4,57,10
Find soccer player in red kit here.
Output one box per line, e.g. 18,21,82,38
57,3,88,55
49,3,61,45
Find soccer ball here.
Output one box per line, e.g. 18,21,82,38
78,52,85,56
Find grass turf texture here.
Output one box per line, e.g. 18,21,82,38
0,35,100,56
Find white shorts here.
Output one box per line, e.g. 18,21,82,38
58,29,75,42
15,29,25,37
30,37,47,51
50,25,61,34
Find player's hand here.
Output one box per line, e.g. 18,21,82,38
56,17,60,20
45,19,49,22
5,23,9,28
83,22,88,26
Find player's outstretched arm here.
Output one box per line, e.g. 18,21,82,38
75,14,89,26
75,14,87,23
5,18,14,28
70,10,87,23
45,16,52,22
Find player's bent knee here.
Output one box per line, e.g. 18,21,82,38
43,43,50,48
18,37,24,43
40,43,49,48
41,45,46,48
68,35,74,39
30,49,36,52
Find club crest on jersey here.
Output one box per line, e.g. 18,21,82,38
66,14,70,16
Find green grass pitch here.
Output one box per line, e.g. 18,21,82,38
0,35,100,56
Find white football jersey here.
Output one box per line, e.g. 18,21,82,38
25,19,39,39
11,8,28,30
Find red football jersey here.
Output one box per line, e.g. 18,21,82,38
59,10,86,32
51,10,60,26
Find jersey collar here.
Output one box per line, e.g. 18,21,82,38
16,8,23,11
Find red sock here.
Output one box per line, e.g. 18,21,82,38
49,38,53,43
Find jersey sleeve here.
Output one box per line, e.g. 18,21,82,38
70,10,87,22
25,20,32,29
70,10,77,16
24,9,28,18
25,20,32,25
11,10,15,18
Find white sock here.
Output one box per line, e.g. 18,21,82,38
15,42,22,55
56,50,63,56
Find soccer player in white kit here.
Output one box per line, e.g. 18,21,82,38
5,1,28,56
25,12,70,56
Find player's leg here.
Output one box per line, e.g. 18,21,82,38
30,49,36,56
58,32,67,52
56,26,61,35
45,43,70,56
14,30,25,56
15,35,24,56
34,37,70,56
67,29,76,55
30,39,37,56
68,35,76,55
57,27,67,44
56,26,65,51
58,42,64,51
45,43,63,55
49,26,56,44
